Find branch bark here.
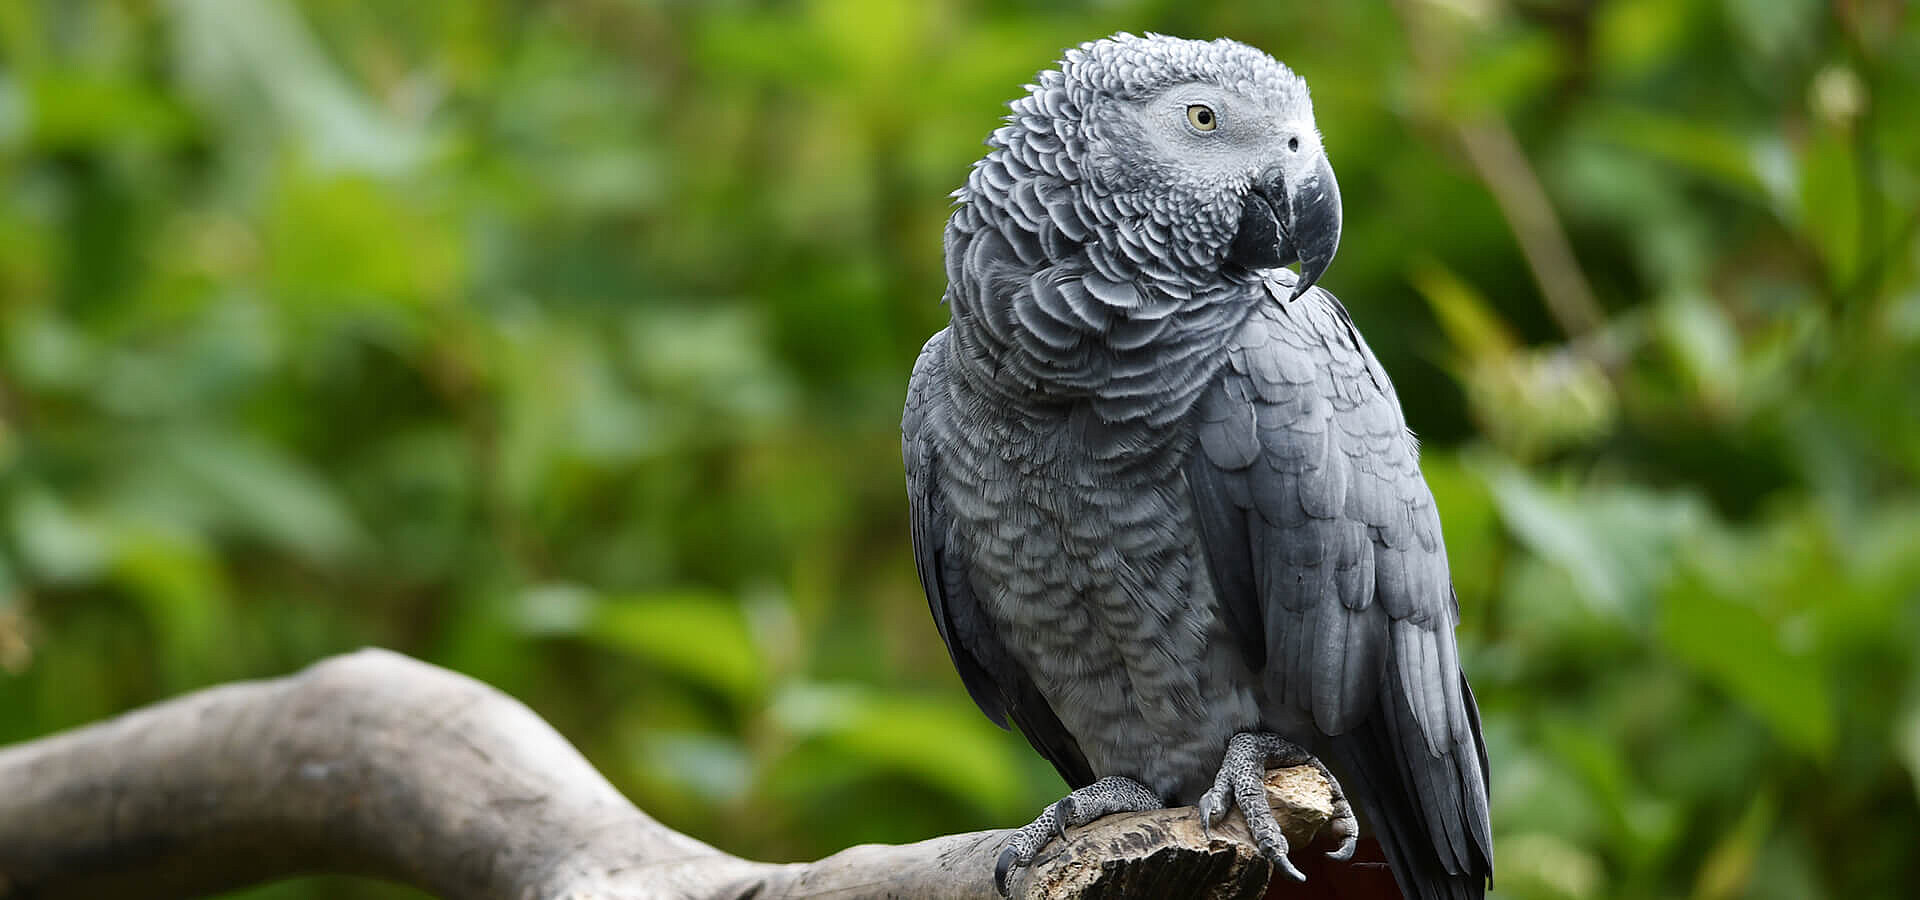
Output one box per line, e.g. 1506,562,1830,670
0,649,1339,899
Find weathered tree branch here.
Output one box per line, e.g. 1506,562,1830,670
0,649,1338,899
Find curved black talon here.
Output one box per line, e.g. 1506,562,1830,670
1327,829,1358,861
1201,731,1359,885
1268,839,1308,882
994,845,1018,897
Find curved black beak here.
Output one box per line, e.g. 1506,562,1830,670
1283,151,1341,300
1228,147,1343,301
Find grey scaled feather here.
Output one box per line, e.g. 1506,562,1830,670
902,32,1491,900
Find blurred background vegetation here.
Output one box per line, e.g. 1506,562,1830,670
2,1,1917,897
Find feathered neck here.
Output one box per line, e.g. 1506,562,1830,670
939,169,1260,436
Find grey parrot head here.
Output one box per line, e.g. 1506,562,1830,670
979,32,1341,301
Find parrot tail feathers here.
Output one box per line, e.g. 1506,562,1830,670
1327,671,1492,900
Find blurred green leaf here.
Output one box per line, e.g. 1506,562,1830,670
27,71,193,150
1722,0,1822,64
514,582,594,636
1692,791,1775,900
171,0,425,173
587,591,766,704
1594,0,1699,76
111,527,225,637
1898,684,1920,805
771,681,1026,818
161,431,364,563
1420,451,1500,610
1481,462,1705,621
10,488,110,583
1654,290,1740,410
1494,831,1605,900
266,165,461,319
1445,30,1559,117
644,730,753,805
1658,569,1834,759
1592,106,1771,203
1411,257,1517,362
1413,262,1616,458
1797,121,1863,289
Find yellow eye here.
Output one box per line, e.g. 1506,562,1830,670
1187,104,1218,131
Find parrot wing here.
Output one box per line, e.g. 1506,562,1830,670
904,329,1095,789
1184,277,1492,896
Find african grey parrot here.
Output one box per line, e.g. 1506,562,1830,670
901,33,1492,899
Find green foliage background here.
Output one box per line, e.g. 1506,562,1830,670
3,1,1918,897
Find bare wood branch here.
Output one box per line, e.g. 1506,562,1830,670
0,649,1334,900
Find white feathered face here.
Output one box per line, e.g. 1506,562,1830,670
1089,82,1315,211
1063,36,1343,294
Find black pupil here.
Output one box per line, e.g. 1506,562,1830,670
1196,108,1212,126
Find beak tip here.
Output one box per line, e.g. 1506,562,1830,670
1281,153,1341,304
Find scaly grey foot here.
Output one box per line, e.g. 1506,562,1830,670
994,774,1161,896
1197,731,1360,882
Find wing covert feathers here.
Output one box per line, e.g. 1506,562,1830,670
903,330,1095,788
1186,284,1492,896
